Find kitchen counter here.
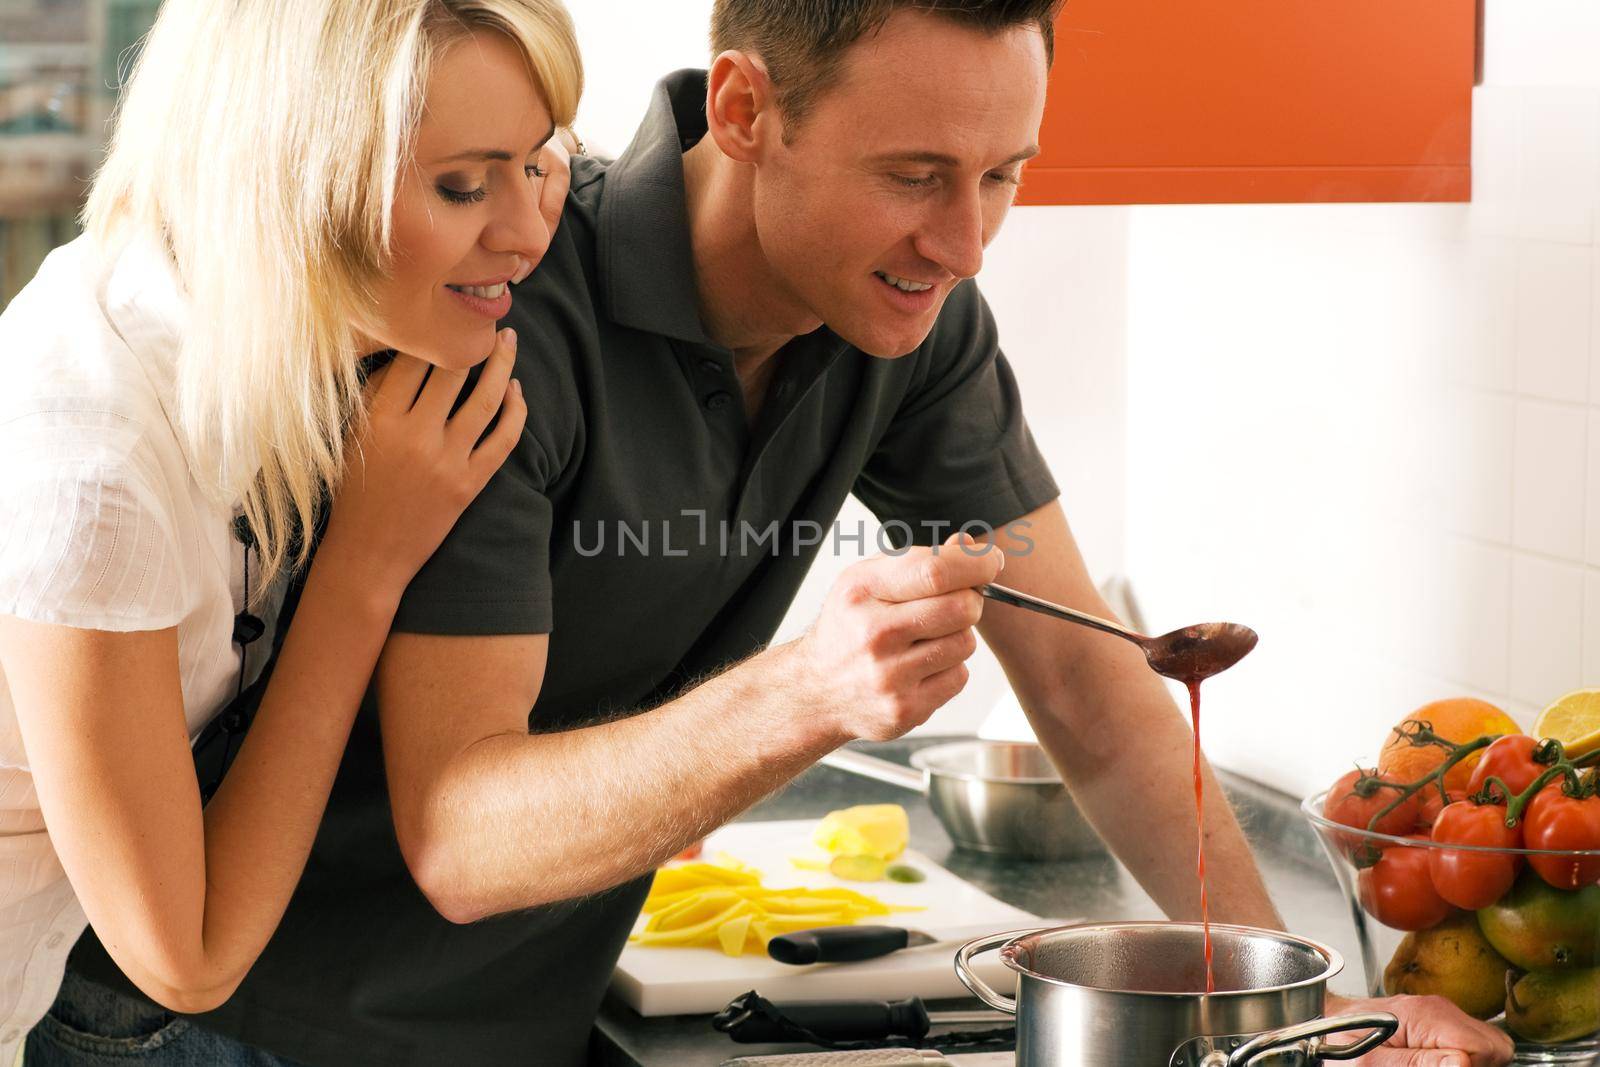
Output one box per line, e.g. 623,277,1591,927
591,737,1359,1067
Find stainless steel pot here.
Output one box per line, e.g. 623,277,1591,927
818,741,1102,860
955,921,1398,1067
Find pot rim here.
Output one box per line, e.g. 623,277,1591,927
909,740,1062,785
996,919,1343,999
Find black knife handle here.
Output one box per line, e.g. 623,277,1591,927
725,997,933,1043
767,925,911,965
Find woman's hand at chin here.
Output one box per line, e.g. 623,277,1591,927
319,327,527,598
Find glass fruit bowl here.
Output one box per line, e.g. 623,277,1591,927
1304,789,1600,1064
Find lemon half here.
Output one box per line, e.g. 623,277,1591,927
1533,689,1600,758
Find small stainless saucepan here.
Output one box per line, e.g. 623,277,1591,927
956,921,1398,1067
818,740,1103,860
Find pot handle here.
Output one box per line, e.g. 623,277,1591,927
1227,1011,1398,1065
953,932,1021,1014
817,750,928,793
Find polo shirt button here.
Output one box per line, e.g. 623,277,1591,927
703,391,732,411
2,1030,16,1044
45,932,63,949
698,358,723,375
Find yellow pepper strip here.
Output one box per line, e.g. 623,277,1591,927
647,864,761,897
632,855,917,954
717,913,754,956
644,888,742,932
631,901,753,946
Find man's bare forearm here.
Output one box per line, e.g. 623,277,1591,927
414,641,848,922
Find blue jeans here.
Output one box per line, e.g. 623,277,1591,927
25,970,302,1067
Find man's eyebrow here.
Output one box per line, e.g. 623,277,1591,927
433,124,558,165
869,146,1040,168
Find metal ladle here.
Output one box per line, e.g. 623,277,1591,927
979,584,1258,684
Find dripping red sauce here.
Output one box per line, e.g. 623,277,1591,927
1188,680,1212,994
1152,627,1260,991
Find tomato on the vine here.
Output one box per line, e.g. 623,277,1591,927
1325,769,1421,859
1427,800,1522,909
1466,735,1546,801
1358,835,1453,931
1416,788,1468,832
1522,785,1600,890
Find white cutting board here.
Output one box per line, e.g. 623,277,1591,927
611,820,1043,1016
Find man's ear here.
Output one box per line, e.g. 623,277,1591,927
705,49,780,164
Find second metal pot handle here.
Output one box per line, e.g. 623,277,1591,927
1228,1011,1398,1065
953,932,1023,1014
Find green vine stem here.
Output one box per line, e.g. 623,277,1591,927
1358,725,1596,833
1357,727,1499,829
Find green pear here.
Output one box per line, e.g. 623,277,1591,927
1385,912,1513,1020
1477,870,1600,971
1505,968,1600,1044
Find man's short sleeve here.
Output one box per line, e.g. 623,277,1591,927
390,457,555,636
853,280,1059,547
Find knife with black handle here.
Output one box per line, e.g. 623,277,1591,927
766,925,939,965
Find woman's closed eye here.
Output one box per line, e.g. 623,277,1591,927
437,163,545,205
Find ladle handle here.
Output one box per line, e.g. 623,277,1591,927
953,931,1027,1014
818,750,927,793
1227,1011,1398,1065
979,584,1144,646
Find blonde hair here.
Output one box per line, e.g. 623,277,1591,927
84,0,582,588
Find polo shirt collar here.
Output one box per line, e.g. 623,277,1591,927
597,69,714,346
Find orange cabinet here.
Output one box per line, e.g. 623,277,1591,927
1020,0,1477,205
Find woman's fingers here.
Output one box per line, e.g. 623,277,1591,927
371,353,430,415
408,359,470,423
447,328,518,446
538,135,572,240
469,377,527,485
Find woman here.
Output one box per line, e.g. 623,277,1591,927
0,0,581,1048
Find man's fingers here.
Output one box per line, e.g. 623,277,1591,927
871,589,983,648
913,660,970,712
896,628,978,680
859,533,1004,604
1357,1051,1469,1067
448,328,517,445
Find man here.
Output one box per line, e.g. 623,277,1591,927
53,3,1513,1065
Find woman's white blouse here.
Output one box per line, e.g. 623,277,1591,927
0,236,283,1043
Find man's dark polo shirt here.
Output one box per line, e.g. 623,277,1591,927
70,70,1058,1066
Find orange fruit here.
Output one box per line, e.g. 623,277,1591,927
1377,698,1522,791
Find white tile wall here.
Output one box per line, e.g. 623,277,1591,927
1482,0,1600,90
1516,90,1600,245
1451,240,1518,392
1592,244,1600,405
1445,388,1514,543
1438,537,1513,695
1515,241,1593,403
1585,571,1600,682
1510,554,1587,703
1589,410,1600,565
1512,400,1588,559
